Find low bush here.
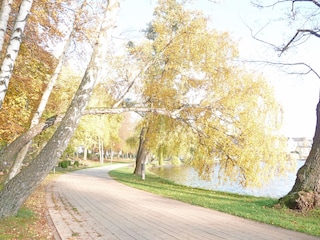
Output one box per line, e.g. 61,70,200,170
58,160,70,168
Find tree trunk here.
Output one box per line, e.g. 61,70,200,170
0,0,119,218
134,127,149,175
84,146,88,161
280,100,320,211
98,136,104,164
159,147,164,166
7,0,89,181
0,66,96,217
0,0,34,109
0,115,63,172
6,142,30,182
0,0,13,52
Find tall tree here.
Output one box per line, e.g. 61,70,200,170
0,0,34,109
129,0,286,187
0,0,13,52
134,124,150,175
6,0,89,181
0,0,69,147
0,0,120,218
252,0,320,211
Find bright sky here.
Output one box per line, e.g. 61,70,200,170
114,0,320,138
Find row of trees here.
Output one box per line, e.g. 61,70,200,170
0,0,121,217
0,0,319,217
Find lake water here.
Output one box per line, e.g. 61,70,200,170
150,161,305,198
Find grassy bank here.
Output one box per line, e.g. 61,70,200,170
109,166,320,237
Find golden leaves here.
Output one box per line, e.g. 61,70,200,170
124,0,288,187
0,42,55,142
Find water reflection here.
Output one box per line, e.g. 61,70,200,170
150,161,304,198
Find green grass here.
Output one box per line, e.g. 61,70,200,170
109,166,320,237
0,208,36,239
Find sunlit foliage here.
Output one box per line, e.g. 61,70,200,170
130,0,287,187
0,43,55,143
70,83,122,159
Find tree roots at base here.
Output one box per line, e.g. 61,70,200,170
279,191,320,211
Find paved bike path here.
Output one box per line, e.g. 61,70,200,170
46,165,319,240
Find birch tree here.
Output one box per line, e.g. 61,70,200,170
0,0,13,52
0,0,34,109
6,0,88,181
0,0,120,218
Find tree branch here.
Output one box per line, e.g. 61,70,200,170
84,105,195,118
0,114,64,169
292,0,320,8
252,0,320,9
280,29,320,54
243,59,320,79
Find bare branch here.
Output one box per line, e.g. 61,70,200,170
296,29,320,38
293,0,320,8
252,0,320,8
280,29,320,53
248,26,283,53
251,0,291,8
242,59,320,79
84,105,195,118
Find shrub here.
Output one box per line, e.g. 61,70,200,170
59,160,70,168
74,161,79,167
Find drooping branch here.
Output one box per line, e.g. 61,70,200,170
113,31,187,108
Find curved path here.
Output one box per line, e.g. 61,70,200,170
46,165,319,240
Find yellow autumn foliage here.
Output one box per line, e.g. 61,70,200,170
130,0,287,187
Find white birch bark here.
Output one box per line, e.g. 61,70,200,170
7,1,87,181
0,0,33,109
0,0,120,218
0,0,13,52
98,136,104,164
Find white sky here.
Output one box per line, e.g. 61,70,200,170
114,0,320,138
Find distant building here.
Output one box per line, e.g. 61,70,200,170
287,137,312,160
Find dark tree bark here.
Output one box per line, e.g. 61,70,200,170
134,126,149,175
280,101,320,210
251,0,320,211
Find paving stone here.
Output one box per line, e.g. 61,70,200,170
46,165,320,240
